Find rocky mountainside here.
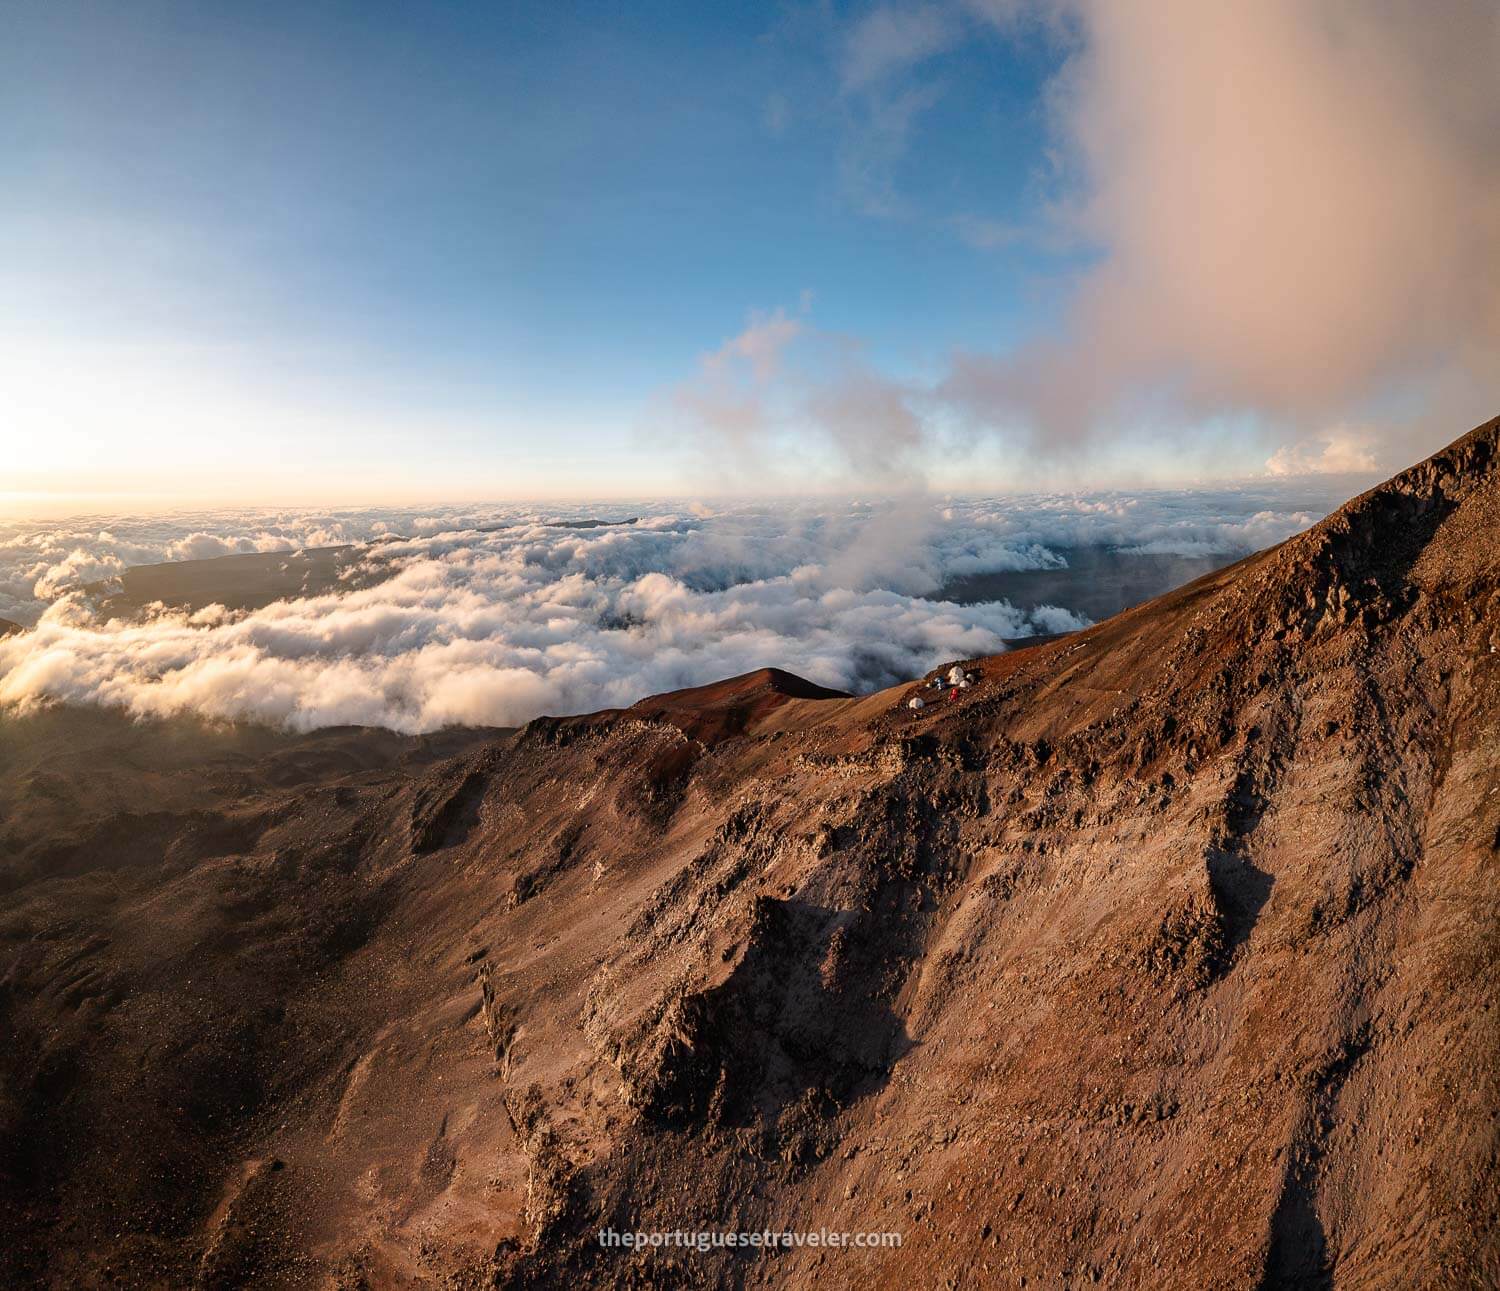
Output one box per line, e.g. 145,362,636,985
1,417,1496,1289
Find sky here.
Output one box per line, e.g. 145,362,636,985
2,0,1497,507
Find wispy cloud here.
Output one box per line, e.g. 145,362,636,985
840,4,960,93
838,81,948,218
662,308,926,488
948,214,1025,251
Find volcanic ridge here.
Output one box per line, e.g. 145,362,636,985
1,417,1497,1288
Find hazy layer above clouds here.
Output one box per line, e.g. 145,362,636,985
0,484,1347,732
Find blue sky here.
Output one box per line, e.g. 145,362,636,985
2,0,1493,504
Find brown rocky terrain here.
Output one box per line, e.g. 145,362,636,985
1,417,1497,1289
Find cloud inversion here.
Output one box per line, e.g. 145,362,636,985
0,487,1345,732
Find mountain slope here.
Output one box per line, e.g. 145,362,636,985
0,417,1496,1289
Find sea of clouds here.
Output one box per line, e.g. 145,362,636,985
0,482,1348,732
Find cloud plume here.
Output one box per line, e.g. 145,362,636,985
768,0,1499,471
1004,0,1500,445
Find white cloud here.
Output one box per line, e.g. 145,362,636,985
0,487,1343,731
1265,428,1380,477
0,515,1066,732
